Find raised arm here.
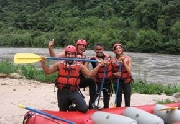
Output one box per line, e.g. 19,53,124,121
48,39,56,57
48,39,65,58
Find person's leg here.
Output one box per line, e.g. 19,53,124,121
114,80,123,107
103,81,111,108
57,89,69,111
69,91,88,113
87,78,97,109
68,100,75,111
123,83,132,107
103,89,110,108
90,82,104,110
79,77,96,109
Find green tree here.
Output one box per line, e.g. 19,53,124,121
134,0,162,30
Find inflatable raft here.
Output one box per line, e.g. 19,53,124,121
22,102,180,124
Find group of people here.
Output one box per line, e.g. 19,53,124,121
40,39,133,113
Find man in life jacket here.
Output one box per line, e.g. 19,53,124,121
41,45,104,113
90,42,113,109
112,43,133,107
48,39,97,110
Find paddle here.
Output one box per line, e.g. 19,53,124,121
96,67,107,109
19,104,76,124
158,106,180,111
113,62,122,107
14,53,98,64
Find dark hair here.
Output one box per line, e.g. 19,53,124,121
94,42,104,49
112,42,122,51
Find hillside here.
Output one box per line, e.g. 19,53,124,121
0,0,180,54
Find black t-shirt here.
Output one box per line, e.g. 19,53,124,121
90,54,106,69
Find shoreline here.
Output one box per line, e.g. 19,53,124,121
0,78,176,124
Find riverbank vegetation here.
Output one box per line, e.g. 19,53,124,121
0,0,180,54
1,60,180,96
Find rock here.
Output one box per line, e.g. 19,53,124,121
0,73,7,78
16,69,23,75
1,83,8,85
173,93,180,102
8,73,24,79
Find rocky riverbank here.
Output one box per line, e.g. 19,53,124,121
0,77,177,124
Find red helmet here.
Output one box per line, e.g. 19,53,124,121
65,45,77,53
75,39,87,47
113,43,123,50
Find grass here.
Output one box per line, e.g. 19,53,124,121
132,80,180,96
0,60,57,83
157,99,176,104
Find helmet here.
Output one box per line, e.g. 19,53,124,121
113,43,122,50
65,45,77,53
75,39,87,47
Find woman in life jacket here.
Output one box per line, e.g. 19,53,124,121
90,42,113,109
48,39,97,110
112,43,133,107
41,45,104,113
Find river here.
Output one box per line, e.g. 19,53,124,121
0,47,180,85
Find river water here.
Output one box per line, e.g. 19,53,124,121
1,47,180,85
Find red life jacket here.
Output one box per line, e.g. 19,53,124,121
92,54,113,83
56,61,81,90
112,56,133,83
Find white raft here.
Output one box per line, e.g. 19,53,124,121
123,107,164,124
91,111,137,124
154,104,180,124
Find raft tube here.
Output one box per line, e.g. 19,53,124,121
23,113,69,124
123,107,164,124
91,111,137,124
154,104,180,124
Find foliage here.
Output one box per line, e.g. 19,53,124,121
0,60,57,83
0,60,20,74
135,29,162,52
132,80,180,96
157,99,176,104
20,64,57,82
0,0,180,54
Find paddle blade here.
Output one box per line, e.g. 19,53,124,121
14,53,42,64
18,104,25,109
158,106,179,111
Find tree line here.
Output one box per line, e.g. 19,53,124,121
0,0,180,54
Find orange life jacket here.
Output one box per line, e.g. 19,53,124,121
112,56,133,83
56,61,81,90
92,54,113,83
